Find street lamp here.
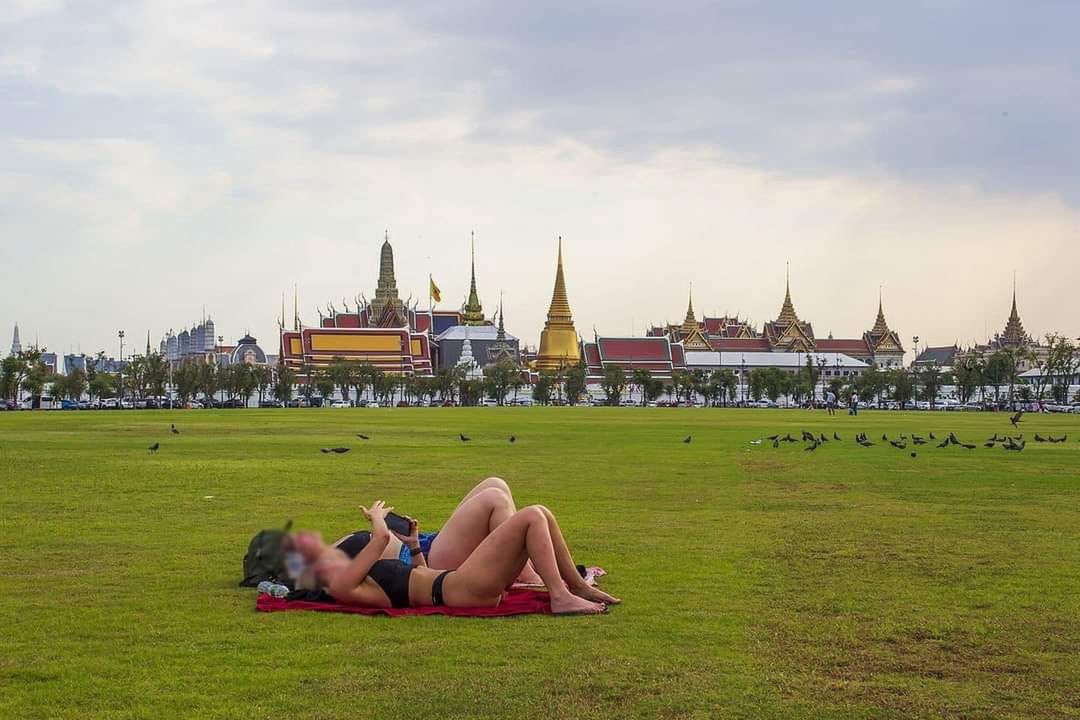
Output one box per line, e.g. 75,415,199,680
816,355,827,405
118,330,125,406
912,335,920,411
740,354,746,404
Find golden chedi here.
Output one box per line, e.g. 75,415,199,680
534,237,581,371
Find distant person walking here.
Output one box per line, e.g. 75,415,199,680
825,389,837,416
849,391,859,416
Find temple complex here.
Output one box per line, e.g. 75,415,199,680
533,238,581,372
649,270,905,368
279,233,435,375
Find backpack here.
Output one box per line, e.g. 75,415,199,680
240,521,293,587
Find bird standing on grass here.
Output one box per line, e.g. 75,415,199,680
320,447,351,454
683,435,693,444
460,433,471,442
357,434,370,440
148,442,159,453
170,424,180,435
509,435,516,443
833,432,842,441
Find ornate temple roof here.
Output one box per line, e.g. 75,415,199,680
369,231,407,327
1000,283,1029,347
776,265,800,325
462,232,485,326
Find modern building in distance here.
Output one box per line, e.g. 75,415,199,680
159,315,218,362
534,238,581,372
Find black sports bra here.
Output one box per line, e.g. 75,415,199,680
367,559,413,608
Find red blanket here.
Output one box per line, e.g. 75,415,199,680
256,589,552,617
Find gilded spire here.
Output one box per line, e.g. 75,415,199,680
535,236,580,371
463,231,485,325
776,262,799,324
547,236,573,323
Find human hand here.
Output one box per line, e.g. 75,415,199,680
391,516,419,546
360,500,392,532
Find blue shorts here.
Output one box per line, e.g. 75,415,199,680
399,531,439,566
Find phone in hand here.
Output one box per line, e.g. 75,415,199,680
385,511,413,537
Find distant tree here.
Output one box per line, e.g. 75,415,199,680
173,363,200,404
888,368,913,407
919,364,942,409
144,353,169,400
272,366,296,404
88,371,116,402
951,359,980,405
1017,385,1032,402
484,360,518,405
329,359,353,405
198,362,219,406
314,367,336,402
532,372,554,405
600,365,627,406
632,369,653,407
239,364,259,407
643,376,665,405
748,368,767,402
1,356,22,400
254,365,273,405
563,362,587,405
984,351,1011,404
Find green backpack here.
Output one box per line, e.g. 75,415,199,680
240,521,292,587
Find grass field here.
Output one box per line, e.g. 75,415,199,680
1,407,1078,719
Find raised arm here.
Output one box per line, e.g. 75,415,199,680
327,501,392,601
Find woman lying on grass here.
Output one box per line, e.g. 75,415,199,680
289,499,619,615
326,476,543,586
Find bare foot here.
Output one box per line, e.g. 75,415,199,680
550,594,606,615
571,584,621,605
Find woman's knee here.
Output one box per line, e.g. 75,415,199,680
478,476,511,496
473,486,513,510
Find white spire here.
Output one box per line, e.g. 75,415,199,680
10,323,21,355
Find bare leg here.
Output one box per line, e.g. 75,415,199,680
444,507,605,615
534,505,620,605
428,483,543,583
456,476,514,507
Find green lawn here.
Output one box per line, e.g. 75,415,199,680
1,408,1078,719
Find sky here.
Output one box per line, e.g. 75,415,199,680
2,1,1079,360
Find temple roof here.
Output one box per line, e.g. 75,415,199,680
1000,282,1028,346
776,265,800,325
462,232,485,325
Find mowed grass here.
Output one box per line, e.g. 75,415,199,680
1,408,1078,720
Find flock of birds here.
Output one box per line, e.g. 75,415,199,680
146,425,518,454
143,409,1072,457
748,410,1070,458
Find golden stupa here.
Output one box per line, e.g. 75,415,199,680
534,237,581,372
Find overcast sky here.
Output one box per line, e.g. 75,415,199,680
2,1,1078,359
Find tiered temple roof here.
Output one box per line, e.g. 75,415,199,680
761,269,815,352
368,232,408,328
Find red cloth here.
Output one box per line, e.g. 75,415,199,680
256,589,552,618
